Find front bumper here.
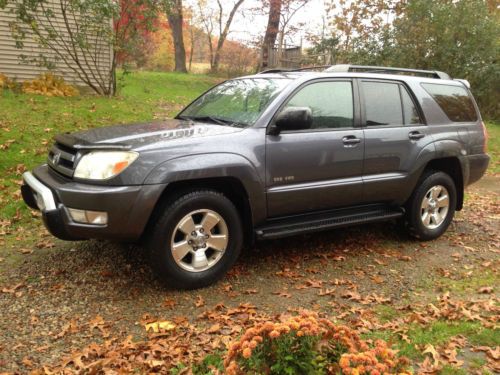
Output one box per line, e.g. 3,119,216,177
22,165,166,241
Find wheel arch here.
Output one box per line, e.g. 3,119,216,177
423,157,464,210
142,176,255,247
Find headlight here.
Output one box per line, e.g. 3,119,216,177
74,151,138,180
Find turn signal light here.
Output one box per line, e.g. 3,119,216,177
68,208,108,225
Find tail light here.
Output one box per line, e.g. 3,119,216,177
481,121,488,153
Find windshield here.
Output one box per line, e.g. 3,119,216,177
178,78,291,127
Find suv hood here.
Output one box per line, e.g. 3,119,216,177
55,119,244,150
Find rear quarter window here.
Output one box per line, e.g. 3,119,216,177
421,83,478,122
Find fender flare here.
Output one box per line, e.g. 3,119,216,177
144,153,266,224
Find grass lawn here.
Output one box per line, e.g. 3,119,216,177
486,121,500,173
0,71,221,223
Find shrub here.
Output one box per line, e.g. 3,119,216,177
22,73,78,97
224,311,410,375
0,73,17,90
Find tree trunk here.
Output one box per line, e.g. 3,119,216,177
188,26,194,71
166,0,187,73
261,0,281,70
210,0,245,73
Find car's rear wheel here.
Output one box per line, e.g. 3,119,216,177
405,170,457,240
148,190,243,289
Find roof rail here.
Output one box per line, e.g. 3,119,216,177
290,65,332,72
257,68,290,74
258,65,332,74
325,64,451,80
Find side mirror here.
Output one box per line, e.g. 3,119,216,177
269,107,313,135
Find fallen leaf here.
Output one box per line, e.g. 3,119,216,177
423,344,440,367
195,295,205,308
273,291,291,298
207,323,220,334
163,298,176,309
144,320,176,333
478,286,493,294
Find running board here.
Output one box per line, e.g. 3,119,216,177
255,205,404,240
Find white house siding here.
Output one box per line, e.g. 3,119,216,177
0,0,112,86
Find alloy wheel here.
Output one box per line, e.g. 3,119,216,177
420,185,450,230
170,209,229,272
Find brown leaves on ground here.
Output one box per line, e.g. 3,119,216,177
33,303,265,374
1,179,498,374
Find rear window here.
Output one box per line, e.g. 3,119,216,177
421,83,478,122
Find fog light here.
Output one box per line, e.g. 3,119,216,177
68,208,108,225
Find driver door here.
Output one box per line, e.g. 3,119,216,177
265,79,364,217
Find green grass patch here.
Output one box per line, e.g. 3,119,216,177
364,320,497,360
485,121,500,173
0,71,220,226
372,304,401,323
435,269,497,296
440,365,468,375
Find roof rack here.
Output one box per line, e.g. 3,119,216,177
257,68,290,74
257,65,332,74
325,64,451,80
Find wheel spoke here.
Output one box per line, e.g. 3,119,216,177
431,186,441,199
178,215,196,235
422,211,431,226
206,234,228,251
192,251,209,270
201,212,220,232
437,194,449,208
172,241,191,262
431,212,441,225
421,197,430,210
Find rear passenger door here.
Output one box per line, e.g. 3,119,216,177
360,80,431,204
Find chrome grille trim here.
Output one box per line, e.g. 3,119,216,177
47,142,78,177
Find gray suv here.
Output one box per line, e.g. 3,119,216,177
21,65,490,288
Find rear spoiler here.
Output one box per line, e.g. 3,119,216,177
454,79,471,89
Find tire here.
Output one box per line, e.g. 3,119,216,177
405,170,457,241
147,190,243,289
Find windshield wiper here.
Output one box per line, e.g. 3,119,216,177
178,115,245,128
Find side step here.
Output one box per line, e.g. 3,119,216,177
255,204,404,240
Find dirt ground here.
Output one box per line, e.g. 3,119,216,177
0,177,498,373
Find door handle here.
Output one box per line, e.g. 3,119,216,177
408,131,425,140
342,136,361,146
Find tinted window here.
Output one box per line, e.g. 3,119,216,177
401,87,422,124
422,83,477,122
284,81,354,129
363,81,403,126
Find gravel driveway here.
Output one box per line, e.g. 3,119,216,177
0,177,498,373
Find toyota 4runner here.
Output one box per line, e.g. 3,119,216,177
21,65,490,289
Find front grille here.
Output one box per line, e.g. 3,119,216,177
47,142,78,177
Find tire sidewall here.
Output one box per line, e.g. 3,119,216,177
408,171,457,240
149,191,243,289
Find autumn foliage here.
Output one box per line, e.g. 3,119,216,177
0,73,16,90
21,74,78,97
224,311,410,374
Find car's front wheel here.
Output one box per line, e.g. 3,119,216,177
405,170,457,241
148,190,243,289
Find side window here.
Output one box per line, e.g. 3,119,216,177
421,83,478,122
284,81,354,129
362,81,403,126
400,86,422,125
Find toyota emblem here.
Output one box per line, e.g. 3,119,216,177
52,152,61,165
